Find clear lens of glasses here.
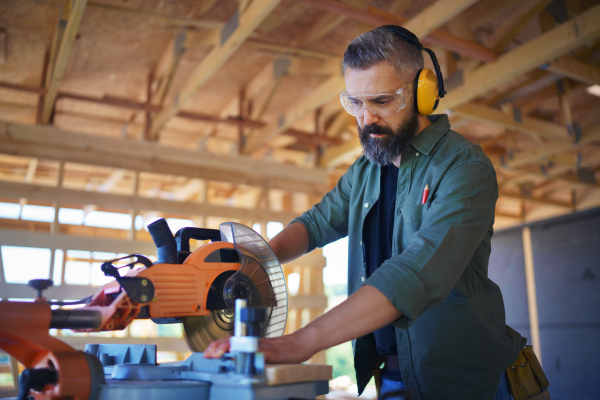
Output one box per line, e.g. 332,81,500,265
340,84,412,117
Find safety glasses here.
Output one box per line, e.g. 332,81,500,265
340,83,413,118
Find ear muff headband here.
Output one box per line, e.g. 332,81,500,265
378,25,446,115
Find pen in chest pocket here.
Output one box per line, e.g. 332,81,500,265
421,183,429,205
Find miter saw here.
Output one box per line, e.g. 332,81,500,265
0,219,331,400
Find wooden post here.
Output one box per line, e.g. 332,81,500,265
51,161,65,235
129,171,140,241
48,248,56,282
60,248,67,286
522,226,542,363
0,246,4,285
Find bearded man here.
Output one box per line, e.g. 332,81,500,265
205,26,524,400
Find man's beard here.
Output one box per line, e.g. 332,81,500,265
358,110,420,166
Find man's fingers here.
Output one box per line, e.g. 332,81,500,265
203,337,231,358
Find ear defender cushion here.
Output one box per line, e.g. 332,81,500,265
415,68,440,115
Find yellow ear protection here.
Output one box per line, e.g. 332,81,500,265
380,25,446,115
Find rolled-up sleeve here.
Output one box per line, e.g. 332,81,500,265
365,160,498,329
291,163,354,253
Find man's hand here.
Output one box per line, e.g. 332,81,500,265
203,330,317,364
203,285,402,363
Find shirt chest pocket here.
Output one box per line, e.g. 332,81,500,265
398,204,428,249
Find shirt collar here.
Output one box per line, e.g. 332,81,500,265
410,114,450,156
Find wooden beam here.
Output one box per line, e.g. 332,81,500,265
320,136,362,168
0,122,327,195
0,121,328,195
0,227,156,255
403,0,481,38
0,28,6,66
452,103,570,142
499,191,573,208
486,70,560,107
244,75,346,153
298,0,497,62
302,12,347,46
442,4,600,111
150,2,221,109
485,0,553,52
149,0,283,140
522,226,543,363
86,1,223,29
41,0,88,124
466,0,522,30
545,56,600,86
0,181,299,224
490,123,600,169
247,39,340,60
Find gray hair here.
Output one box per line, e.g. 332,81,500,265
343,27,424,82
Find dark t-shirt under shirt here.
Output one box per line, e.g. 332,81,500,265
362,164,399,357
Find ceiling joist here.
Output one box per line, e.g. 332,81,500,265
149,0,284,140
41,0,88,124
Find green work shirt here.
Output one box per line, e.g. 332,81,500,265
292,115,524,400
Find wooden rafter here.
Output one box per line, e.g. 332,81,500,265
298,0,497,62
244,74,346,154
489,123,600,170
403,0,481,38
0,121,328,196
442,4,600,110
545,56,600,86
149,0,283,140
0,181,298,224
452,103,569,142
41,0,88,124
86,1,223,30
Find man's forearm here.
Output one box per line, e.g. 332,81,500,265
268,222,310,264
290,285,403,359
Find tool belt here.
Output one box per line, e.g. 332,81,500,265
506,345,550,400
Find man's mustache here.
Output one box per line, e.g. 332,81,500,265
361,124,393,136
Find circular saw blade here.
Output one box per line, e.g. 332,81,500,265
183,310,235,352
183,222,288,352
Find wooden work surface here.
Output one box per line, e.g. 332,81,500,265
265,363,332,386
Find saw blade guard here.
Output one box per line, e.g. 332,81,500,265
220,222,288,338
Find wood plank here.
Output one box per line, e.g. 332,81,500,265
320,136,361,168
298,0,497,62
499,191,573,208
452,103,570,142
285,250,327,269
0,121,328,195
265,363,332,386
41,0,88,124
486,0,553,52
0,181,300,224
86,1,223,29
149,0,283,140
0,28,6,66
244,75,346,153
287,295,328,309
522,227,543,364
545,56,600,86
441,4,600,111
490,123,600,169
466,0,521,30
403,0,481,38
0,228,156,254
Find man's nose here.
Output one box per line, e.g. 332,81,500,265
362,107,380,126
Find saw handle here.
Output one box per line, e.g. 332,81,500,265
175,227,222,252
